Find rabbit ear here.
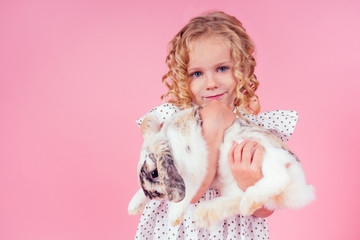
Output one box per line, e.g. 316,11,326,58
140,115,161,139
158,153,185,202
192,107,202,126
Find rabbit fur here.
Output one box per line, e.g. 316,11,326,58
128,107,315,228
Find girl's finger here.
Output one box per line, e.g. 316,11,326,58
233,142,242,165
228,142,237,166
242,141,258,166
252,145,264,169
234,141,248,164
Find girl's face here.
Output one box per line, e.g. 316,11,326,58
188,36,238,109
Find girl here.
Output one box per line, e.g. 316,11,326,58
135,11,298,239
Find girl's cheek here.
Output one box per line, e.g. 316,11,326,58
188,85,199,102
189,81,202,95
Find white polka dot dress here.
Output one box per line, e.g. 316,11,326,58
136,189,269,240
135,103,299,240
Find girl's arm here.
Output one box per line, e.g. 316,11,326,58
190,101,236,203
228,141,274,218
191,99,273,217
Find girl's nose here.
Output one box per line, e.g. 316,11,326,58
205,74,218,89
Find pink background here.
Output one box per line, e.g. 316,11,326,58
1,0,359,239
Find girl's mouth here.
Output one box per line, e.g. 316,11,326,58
205,93,224,100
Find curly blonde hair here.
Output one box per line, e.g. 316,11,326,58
161,11,260,115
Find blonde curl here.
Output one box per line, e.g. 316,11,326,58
161,11,260,115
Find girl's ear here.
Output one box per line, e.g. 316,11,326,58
140,115,161,139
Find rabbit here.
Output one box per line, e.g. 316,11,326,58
128,107,315,228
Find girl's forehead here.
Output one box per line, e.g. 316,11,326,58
189,34,228,50
188,36,232,68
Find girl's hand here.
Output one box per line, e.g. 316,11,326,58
228,140,275,217
228,141,264,191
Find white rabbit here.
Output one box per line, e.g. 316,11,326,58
128,107,315,228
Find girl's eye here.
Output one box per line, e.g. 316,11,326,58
190,71,203,78
217,66,229,72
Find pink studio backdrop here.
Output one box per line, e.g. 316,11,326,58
1,0,359,239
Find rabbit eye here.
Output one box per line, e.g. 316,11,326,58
150,169,158,180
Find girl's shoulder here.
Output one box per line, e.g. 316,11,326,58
136,103,180,127
239,109,299,142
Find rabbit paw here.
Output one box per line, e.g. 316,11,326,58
168,207,185,227
240,196,264,216
128,190,148,215
248,202,264,215
239,196,253,216
128,199,146,215
194,204,219,229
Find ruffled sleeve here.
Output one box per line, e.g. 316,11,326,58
137,104,299,142
136,103,180,127
241,110,299,142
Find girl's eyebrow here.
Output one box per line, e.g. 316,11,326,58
214,61,233,67
188,61,233,72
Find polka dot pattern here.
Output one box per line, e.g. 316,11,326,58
136,103,180,127
137,103,299,143
134,103,299,239
239,109,299,142
135,189,269,240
